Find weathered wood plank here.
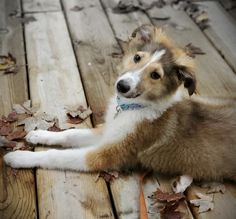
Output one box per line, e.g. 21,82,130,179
143,3,236,218
199,1,236,72
229,8,236,20
62,0,121,125
187,184,236,219
23,0,61,12
0,1,37,219
100,0,150,42
110,174,140,219
24,11,114,218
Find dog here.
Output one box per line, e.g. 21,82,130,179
4,25,236,192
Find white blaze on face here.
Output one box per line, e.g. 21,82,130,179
116,49,166,94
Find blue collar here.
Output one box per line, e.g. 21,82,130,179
116,96,146,111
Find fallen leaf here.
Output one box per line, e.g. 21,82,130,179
151,189,185,203
0,124,13,136
18,113,57,132
190,193,214,213
201,182,226,194
0,136,17,148
7,130,26,141
18,16,37,24
13,100,35,115
0,53,17,74
70,5,84,11
47,123,64,132
67,106,92,124
5,112,18,122
112,0,165,14
13,142,25,151
98,171,119,183
184,43,206,58
161,202,183,219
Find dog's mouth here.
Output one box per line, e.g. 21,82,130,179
119,92,142,99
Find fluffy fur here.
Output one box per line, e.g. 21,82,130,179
4,25,236,183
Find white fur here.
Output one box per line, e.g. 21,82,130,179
4,88,183,170
172,175,193,193
26,129,101,147
4,146,95,170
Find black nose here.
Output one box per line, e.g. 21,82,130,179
117,80,130,93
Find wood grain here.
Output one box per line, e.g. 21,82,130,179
62,0,121,125
23,0,61,12
0,1,37,219
24,11,114,218
199,1,236,72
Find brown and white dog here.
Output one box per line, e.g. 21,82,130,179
4,25,236,191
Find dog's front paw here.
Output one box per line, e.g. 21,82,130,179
4,151,36,168
26,130,52,145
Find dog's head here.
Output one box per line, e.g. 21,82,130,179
116,25,196,102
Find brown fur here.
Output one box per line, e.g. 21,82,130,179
86,25,236,182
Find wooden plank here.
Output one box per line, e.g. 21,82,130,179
229,8,236,20
143,2,236,218
187,184,236,219
100,0,150,42
23,0,61,12
62,0,121,125
199,1,236,72
24,11,114,218
0,1,37,219
110,174,140,218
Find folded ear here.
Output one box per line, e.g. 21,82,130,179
128,25,156,49
176,66,196,96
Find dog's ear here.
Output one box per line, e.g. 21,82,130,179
176,65,196,96
128,25,156,49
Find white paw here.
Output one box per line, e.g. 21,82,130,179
4,151,36,168
26,130,52,145
172,175,193,193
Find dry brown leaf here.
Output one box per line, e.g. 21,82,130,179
184,43,206,58
67,106,92,124
70,5,84,11
13,142,25,151
161,202,183,219
0,53,17,74
18,113,57,132
13,100,37,115
18,16,37,24
47,123,64,132
7,130,26,141
6,112,18,122
151,189,185,203
190,193,214,213
0,124,13,136
98,171,119,183
112,0,165,14
201,182,226,194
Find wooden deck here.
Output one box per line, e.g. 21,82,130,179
0,0,236,218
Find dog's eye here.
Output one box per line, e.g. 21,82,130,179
150,71,160,80
133,54,141,63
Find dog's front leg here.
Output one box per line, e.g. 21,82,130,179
4,140,135,171
26,126,103,148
